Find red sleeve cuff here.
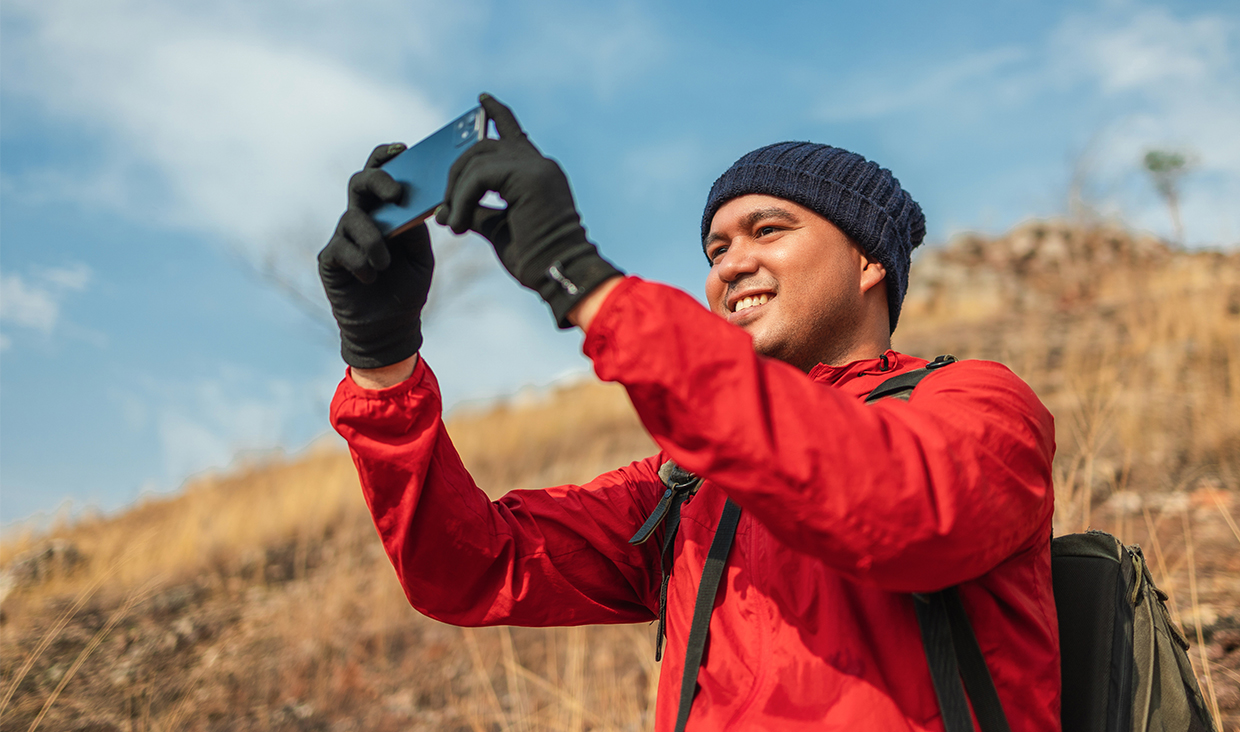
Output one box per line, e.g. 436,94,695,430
582,275,649,362
338,355,434,401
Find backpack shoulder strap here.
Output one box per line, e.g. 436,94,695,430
864,354,957,404
647,355,972,729
630,464,744,730
868,355,1010,731
914,589,1012,732
674,498,741,732
630,461,702,661
914,590,975,731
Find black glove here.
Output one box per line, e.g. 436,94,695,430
319,143,434,369
436,94,622,328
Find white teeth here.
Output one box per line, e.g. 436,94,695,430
732,294,771,313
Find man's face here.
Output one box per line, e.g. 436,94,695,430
704,194,882,371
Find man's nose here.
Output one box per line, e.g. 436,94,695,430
716,238,759,282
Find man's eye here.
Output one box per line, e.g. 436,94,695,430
756,225,780,237
709,245,728,262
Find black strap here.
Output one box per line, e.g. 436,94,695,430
630,461,702,661
864,354,957,404
674,498,742,732
630,486,681,545
914,589,1011,732
653,490,688,661
868,356,1008,731
914,592,974,732
943,589,1011,732
657,354,987,730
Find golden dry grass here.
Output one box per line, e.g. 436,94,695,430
2,220,1239,730
897,220,1240,534
0,380,657,731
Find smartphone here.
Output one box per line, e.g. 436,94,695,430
370,105,489,238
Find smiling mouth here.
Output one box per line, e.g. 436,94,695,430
732,293,772,313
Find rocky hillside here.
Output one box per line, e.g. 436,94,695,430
2,220,1238,731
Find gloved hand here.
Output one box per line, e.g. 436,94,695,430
436,94,622,328
319,143,434,369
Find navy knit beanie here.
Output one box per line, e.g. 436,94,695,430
701,142,925,333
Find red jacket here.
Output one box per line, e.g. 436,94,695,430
331,277,1060,731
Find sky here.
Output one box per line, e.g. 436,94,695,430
2,0,1238,525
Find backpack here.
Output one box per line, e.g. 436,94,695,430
631,355,1218,732
1050,531,1216,732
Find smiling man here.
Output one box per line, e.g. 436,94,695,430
321,96,1060,731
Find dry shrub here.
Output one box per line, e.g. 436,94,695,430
447,379,656,496
1,445,364,603
1,381,658,731
899,220,1240,533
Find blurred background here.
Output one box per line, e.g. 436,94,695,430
2,2,1240,730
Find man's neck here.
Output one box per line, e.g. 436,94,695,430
811,336,892,371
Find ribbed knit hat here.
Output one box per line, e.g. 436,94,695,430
701,142,925,333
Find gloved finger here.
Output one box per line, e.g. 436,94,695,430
443,155,514,235
479,94,527,142
434,202,451,228
442,138,503,213
349,168,404,208
321,232,378,284
340,208,392,272
365,142,407,169
391,222,434,272
471,205,511,246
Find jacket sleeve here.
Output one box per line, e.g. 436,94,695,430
330,356,664,627
584,277,1056,593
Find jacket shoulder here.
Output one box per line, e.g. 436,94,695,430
915,358,1042,403
905,358,1055,446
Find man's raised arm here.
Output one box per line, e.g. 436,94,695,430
318,127,662,627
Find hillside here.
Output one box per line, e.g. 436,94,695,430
2,220,1239,731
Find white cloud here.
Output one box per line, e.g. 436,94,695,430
816,47,1030,122
2,0,445,279
0,264,92,345
142,364,339,484
496,2,669,101
809,2,1240,245
621,138,708,206
0,274,59,332
1052,5,1240,243
1055,7,1233,94
1,0,673,276
39,263,92,291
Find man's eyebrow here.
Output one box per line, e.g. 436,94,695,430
742,207,799,229
702,207,800,250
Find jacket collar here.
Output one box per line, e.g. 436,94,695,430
807,350,923,391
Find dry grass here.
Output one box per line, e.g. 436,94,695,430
2,220,1239,731
1,381,656,731
898,220,1240,534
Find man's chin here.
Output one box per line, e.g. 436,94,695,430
750,333,819,371
748,333,783,360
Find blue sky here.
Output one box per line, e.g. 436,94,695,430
2,0,1238,524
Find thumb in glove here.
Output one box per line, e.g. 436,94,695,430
435,94,622,328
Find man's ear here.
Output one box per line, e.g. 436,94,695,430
859,255,887,294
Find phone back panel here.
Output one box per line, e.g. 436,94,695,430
371,106,486,237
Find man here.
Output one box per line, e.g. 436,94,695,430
320,94,1060,731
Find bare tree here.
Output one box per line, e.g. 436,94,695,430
1142,149,1194,246
235,225,493,339
1067,132,1105,223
